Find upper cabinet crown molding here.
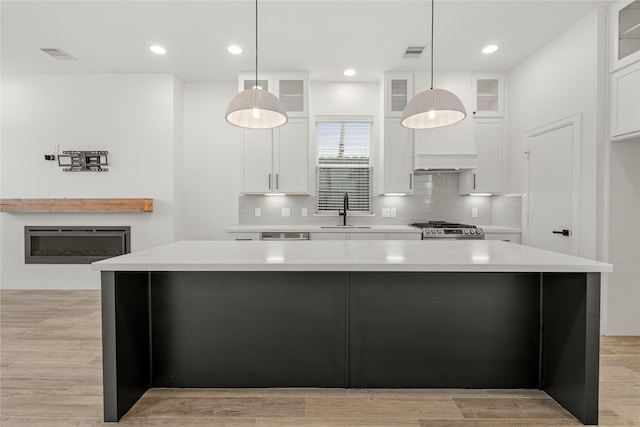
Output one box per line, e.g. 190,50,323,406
610,0,640,72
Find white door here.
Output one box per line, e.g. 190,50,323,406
524,115,581,255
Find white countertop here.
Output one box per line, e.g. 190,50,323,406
480,225,522,233
92,240,612,273
226,225,421,233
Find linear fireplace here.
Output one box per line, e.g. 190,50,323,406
25,226,130,264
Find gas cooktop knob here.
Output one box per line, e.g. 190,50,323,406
437,229,443,234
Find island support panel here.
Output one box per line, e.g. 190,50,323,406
101,271,151,422
101,270,600,424
542,272,600,425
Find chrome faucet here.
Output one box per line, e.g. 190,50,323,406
339,193,349,226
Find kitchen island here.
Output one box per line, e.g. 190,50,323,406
92,240,612,424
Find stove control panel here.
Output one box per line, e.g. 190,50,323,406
422,227,484,239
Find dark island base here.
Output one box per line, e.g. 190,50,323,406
101,271,600,424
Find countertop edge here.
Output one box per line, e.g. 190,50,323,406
92,263,613,273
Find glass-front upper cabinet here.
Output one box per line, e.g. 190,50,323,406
611,0,640,71
239,73,273,93
471,73,505,118
237,72,308,117
384,72,414,117
274,73,308,117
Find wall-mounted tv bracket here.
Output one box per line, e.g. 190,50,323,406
57,151,109,172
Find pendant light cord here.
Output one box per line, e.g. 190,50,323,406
430,0,434,90
255,0,259,88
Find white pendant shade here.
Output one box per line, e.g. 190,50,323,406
226,88,288,129
401,88,466,129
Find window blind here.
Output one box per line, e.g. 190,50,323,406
316,121,372,213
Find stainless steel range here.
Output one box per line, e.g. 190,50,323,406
410,221,484,240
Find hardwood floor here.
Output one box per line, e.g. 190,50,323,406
1,290,638,426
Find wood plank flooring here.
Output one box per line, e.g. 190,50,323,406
1,290,638,426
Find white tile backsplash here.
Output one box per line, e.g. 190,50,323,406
238,173,521,228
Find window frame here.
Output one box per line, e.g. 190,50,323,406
315,116,374,215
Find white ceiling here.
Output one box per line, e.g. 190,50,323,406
1,0,612,82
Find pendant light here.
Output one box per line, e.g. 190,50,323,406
401,0,466,129
226,0,288,129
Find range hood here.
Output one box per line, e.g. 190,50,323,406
413,114,477,172
411,71,477,172
414,153,478,172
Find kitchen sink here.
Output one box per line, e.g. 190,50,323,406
320,225,371,229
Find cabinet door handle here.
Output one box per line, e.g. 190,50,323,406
268,174,272,190
473,173,476,190
409,174,412,190
276,174,279,190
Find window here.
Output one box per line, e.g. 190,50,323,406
316,118,373,213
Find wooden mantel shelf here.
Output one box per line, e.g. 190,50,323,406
0,198,153,213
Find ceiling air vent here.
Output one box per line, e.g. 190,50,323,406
403,46,425,58
40,48,77,61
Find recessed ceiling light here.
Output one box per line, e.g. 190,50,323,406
344,69,356,77
227,45,242,55
149,45,167,55
482,45,499,54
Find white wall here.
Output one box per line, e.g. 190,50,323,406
507,9,606,260
0,74,181,289
173,76,185,241
182,82,243,240
608,141,640,335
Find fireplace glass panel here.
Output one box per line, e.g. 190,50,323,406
25,226,130,264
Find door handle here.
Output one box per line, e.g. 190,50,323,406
552,229,571,236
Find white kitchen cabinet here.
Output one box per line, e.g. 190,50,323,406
227,232,261,241
484,232,522,244
242,128,273,193
239,72,274,93
310,231,421,240
471,73,505,118
610,0,640,72
383,118,414,194
274,118,309,193
384,72,414,117
274,73,309,117
238,72,308,117
309,232,347,240
610,60,640,140
459,118,505,195
242,118,309,194
388,232,421,240
348,232,387,240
